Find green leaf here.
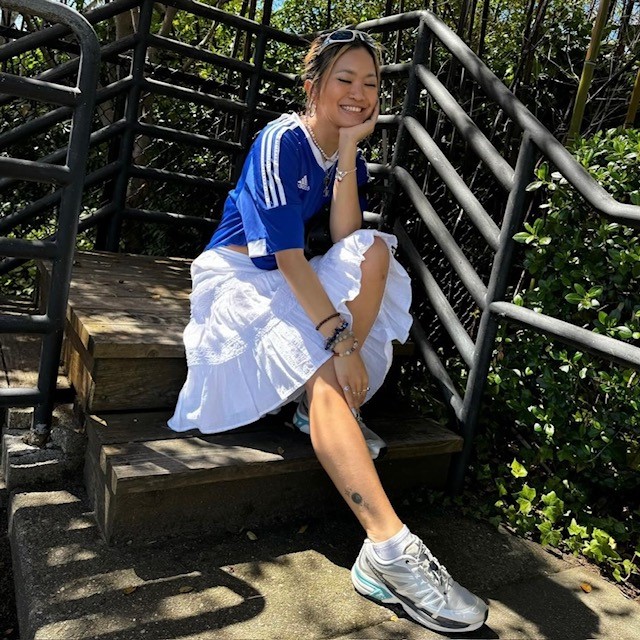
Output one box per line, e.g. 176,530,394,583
510,459,528,478
568,518,589,539
519,483,537,502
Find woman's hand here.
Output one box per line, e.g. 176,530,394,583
338,100,379,150
332,351,369,413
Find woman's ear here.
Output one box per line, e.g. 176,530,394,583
303,79,314,100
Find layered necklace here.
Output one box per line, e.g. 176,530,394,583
304,116,336,197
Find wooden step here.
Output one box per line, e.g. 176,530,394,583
0,333,72,400
42,250,414,414
85,407,463,545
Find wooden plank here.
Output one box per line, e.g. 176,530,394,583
86,410,275,447
0,333,70,391
97,413,461,494
88,357,186,411
71,310,187,359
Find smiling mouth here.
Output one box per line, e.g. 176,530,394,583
341,105,364,113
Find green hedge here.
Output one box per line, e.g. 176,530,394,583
469,128,639,584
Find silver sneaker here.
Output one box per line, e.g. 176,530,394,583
351,534,488,633
292,397,387,460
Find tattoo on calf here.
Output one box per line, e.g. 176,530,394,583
345,487,368,509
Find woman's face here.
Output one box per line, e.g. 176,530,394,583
312,47,379,130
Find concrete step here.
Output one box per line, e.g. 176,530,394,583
84,406,463,545
9,488,640,640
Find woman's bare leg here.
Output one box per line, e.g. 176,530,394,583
305,236,401,542
346,236,390,344
305,360,403,542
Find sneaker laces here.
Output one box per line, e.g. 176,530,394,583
404,539,453,614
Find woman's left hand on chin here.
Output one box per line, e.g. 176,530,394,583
338,101,380,148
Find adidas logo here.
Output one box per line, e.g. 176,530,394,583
297,175,310,191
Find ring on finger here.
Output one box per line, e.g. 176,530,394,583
343,385,351,392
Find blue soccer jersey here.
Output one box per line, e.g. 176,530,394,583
206,113,370,270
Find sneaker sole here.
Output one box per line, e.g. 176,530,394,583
351,564,488,633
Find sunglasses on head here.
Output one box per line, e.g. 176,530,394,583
317,29,377,54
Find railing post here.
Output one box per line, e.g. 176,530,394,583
380,16,430,231
105,0,153,251
232,0,274,182
449,132,537,491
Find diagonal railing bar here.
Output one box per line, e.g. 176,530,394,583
0,120,127,195
0,73,80,106
394,224,476,367
393,166,488,307
0,157,71,184
414,65,515,191
0,160,122,241
0,238,58,260
403,116,501,250
134,121,243,153
142,78,249,113
163,0,307,47
0,79,132,150
0,36,136,109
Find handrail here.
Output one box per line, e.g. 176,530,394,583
416,9,640,227
0,0,100,445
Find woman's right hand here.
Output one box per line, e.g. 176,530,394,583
332,350,369,413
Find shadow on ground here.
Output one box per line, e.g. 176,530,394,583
10,486,637,640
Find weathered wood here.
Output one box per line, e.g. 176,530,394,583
94,413,462,495
86,410,273,447
0,333,70,392
84,408,463,544
81,357,186,412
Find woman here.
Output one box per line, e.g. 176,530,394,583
169,29,488,633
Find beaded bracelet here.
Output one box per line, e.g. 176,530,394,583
333,338,359,357
333,329,355,346
324,320,349,351
315,312,341,331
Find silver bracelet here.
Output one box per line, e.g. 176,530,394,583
335,167,357,182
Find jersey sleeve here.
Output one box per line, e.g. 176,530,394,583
237,127,305,258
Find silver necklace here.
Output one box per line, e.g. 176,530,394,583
304,116,336,196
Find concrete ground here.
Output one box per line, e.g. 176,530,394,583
8,487,640,640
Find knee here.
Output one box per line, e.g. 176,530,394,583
362,236,390,280
305,361,341,408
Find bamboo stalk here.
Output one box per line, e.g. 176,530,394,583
566,0,612,144
625,66,640,128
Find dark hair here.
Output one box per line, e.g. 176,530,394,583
302,32,382,115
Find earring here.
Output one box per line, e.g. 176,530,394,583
307,101,316,118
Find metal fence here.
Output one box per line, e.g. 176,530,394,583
0,0,638,487
0,0,99,444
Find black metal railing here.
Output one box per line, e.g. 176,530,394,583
0,0,638,492
0,0,99,444
358,10,640,490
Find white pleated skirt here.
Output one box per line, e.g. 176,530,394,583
168,229,413,434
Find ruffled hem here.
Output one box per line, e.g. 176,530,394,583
168,229,412,434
